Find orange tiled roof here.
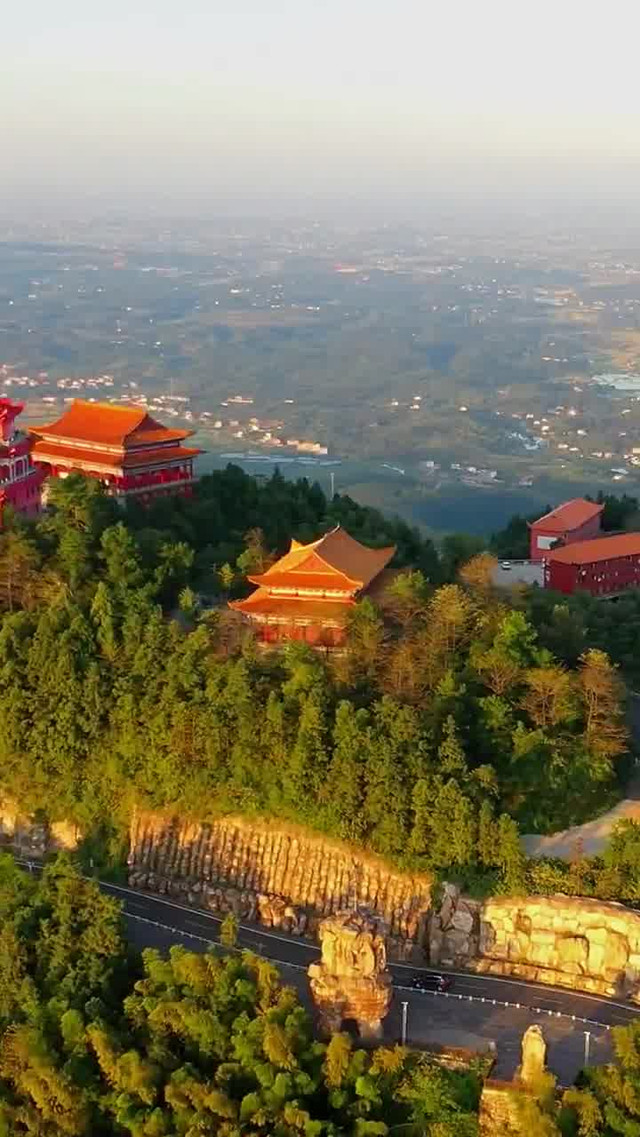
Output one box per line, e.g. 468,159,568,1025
547,532,640,565
31,440,201,471
249,526,396,590
530,498,603,534
245,571,359,591
29,399,193,448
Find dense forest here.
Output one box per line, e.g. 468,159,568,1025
0,855,638,1136
0,467,636,901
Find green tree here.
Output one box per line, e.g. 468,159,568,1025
562,1018,640,1135
90,581,118,660
100,522,144,590
398,1059,480,1135
217,561,235,593
236,527,272,577
0,531,41,612
495,814,527,893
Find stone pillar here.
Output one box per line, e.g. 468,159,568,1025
516,1024,546,1089
307,909,392,1040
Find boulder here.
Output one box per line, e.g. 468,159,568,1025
451,908,475,933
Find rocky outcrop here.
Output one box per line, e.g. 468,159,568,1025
479,1082,526,1136
430,886,640,999
0,799,80,855
128,811,433,959
429,883,483,967
308,910,392,1039
11,793,640,1003
479,1025,549,1136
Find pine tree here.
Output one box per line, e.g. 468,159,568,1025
438,716,467,778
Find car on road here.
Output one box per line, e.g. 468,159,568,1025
501,561,512,570
408,972,452,993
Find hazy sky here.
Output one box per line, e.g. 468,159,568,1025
3,0,640,218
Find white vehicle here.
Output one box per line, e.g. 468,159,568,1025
501,561,512,570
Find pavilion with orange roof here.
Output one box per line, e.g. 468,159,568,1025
29,399,202,502
230,525,396,647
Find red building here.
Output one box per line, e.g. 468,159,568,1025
0,398,45,526
544,533,640,597
230,525,396,647
528,498,603,561
29,400,202,501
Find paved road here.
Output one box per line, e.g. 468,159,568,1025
492,561,544,589
105,881,640,1085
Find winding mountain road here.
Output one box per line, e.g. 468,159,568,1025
102,880,639,1085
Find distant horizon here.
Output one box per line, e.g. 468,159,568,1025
4,191,640,239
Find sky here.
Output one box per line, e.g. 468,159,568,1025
3,0,640,219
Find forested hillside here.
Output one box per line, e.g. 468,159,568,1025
0,469,631,897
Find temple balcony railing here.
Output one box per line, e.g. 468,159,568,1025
116,468,198,496
0,462,40,486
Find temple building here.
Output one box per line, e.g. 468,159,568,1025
0,397,45,525
230,525,396,647
29,399,202,501
545,533,640,597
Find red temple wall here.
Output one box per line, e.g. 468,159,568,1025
545,556,640,597
258,623,345,647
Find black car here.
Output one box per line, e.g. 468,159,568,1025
409,972,452,993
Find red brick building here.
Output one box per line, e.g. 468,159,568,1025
29,400,202,502
528,498,603,561
544,533,640,597
0,398,45,526
230,525,396,647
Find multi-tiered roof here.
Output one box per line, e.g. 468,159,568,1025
29,400,202,499
231,526,396,646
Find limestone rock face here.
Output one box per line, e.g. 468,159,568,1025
128,811,432,958
307,909,392,1039
430,889,640,999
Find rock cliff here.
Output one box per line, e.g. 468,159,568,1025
431,884,640,998
8,795,640,1000
128,811,433,959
